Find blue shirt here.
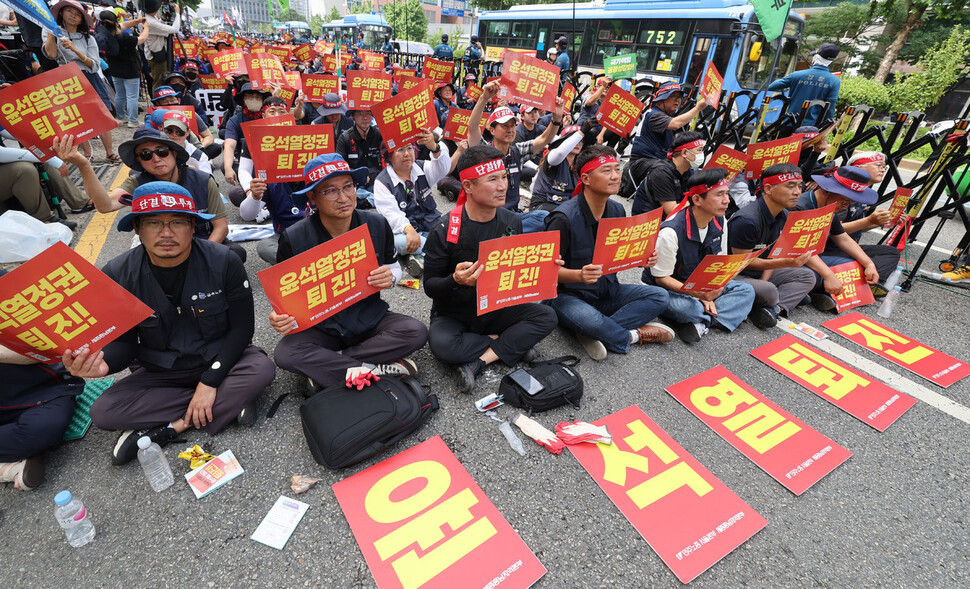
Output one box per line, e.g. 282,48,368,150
555,51,570,71
433,43,453,59
767,64,841,121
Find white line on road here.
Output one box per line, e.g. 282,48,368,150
777,323,970,426
864,228,952,255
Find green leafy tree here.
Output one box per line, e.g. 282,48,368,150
891,25,970,111
328,7,342,22
349,1,374,15
274,8,304,22
836,75,893,112
871,0,969,83
383,0,428,41
308,14,326,34
802,2,880,61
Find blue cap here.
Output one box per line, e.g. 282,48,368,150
811,165,878,205
117,181,214,232
293,154,369,196
55,490,72,505
149,109,169,130
653,81,683,102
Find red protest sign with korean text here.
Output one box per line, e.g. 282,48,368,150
885,187,912,227
745,136,802,179
210,48,247,78
441,107,487,141
151,104,201,135
246,52,286,89
704,145,750,183
751,334,916,431
595,85,644,137
242,124,334,183
278,71,303,105
768,203,836,258
561,82,578,112
395,68,417,78
0,242,153,363
198,73,226,90
301,74,341,102
666,366,852,495
257,224,380,332
828,261,875,312
498,52,559,111
421,56,455,84
477,232,559,315
568,405,767,584
699,61,724,110
0,63,116,161
680,249,767,293
358,50,385,70
293,43,315,62
373,83,437,150
178,38,197,60
332,436,547,589
240,113,295,132
592,209,663,274
822,312,970,387
313,39,329,54
463,83,483,103
399,77,431,94
265,44,293,62
347,71,394,110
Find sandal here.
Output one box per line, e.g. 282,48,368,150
105,153,122,164
18,455,45,490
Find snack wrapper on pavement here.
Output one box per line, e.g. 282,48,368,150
398,278,420,289
290,475,319,494
178,445,215,469
512,413,564,454
555,420,612,445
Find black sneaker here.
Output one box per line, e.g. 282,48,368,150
675,322,706,344
237,399,258,426
522,347,541,365
47,216,77,230
811,294,837,312
112,424,179,466
748,306,778,330
70,203,95,214
456,360,484,394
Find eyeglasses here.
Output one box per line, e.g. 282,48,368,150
163,127,186,137
315,183,357,201
136,147,172,161
140,218,192,232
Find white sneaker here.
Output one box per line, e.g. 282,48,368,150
576,334,607,361
371,358,419,377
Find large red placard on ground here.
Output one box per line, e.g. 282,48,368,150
666,366,852,495
751,334,916,431
768,203,836,258
568,405,767,584
591,209,662,274
476,232,560,315
332,436,547,589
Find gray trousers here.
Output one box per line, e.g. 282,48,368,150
90,346,276,435
274,312,429,388
735,267,816,314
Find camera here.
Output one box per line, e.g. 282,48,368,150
160,3,175,24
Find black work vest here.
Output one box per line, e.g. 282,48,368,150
531,159,576,209
374,162,441,233
554,196,625,302
136,166,213,238
489,141,522,211
645,207,724,284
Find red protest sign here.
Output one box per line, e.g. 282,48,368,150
822,312,970,387
0,242,153,363
594,84,645,137
421,56,454,84
592,209,662,274
346,70,394,110
373,83,437,150
234,38,247,49
476,232,559,315
745,136,802,179
395,68,417,78
246,52,286,89
568,405,767,583
0,63,116,161
320,54,347,75
768,203,836,258
699,61,724,110
751,334,916,431
829,261,876,312
441,107,486,141
666,366,852,495
242,124,334,183
703,145,750,183
680,248,767,292
498,52,559,111
257,224,380,331
332,436,547,589
277,71,302,105
463,83,483,103
313,40,329,54
293,43,315,62
358,49,384,70
399,77,431,93
885,187,912,227
150,104,201,135
198,73,226,90
301,74,341,102
265,44,293,62
178,38,197,60
210,48,247,78
240,113,295,132
561,82,578,112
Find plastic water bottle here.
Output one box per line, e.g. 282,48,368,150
877,286,902,318
918,269,951,282
137,436,174,492
883,266,904,291
54,490,96,547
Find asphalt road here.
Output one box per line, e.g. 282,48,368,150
3,124,970,589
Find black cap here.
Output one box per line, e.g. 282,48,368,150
441,33,448,42
814,43,840,60
556,36,568,47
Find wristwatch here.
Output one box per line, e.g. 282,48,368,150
431,144,441,155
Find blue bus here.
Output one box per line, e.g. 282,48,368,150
478,0,805,109
320,14,393,50
277,21,313,42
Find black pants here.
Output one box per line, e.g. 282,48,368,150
816,244,901,290
0,395,74,462
429,304,558,366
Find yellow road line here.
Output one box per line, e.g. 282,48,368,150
73,166,129,265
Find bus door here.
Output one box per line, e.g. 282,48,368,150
536,23,552,59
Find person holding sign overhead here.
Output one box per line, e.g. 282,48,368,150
546,145,673,361
61,182,275,466
646,168,755,344
271,154,428,391
423,145,559,393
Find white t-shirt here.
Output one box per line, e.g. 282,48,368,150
652,213,728,279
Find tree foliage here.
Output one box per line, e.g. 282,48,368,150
273,8,304,22
349,1,374,15
328,7,342,22
890,25,970,111
836,75,893,112
383,0,428,42
802,2,880,62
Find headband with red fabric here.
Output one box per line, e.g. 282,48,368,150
571,154,619,197
456,158,506,206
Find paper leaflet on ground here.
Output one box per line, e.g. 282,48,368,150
251,495,310,550
184,450,244,499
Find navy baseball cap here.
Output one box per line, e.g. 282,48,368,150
118,182,213,232
812,166,877,205
293,154,369,196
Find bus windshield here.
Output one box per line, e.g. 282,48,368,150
737,32,799,90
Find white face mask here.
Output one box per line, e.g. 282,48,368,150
689,151,705,169
244,98,263,112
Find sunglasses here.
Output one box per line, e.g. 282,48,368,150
136,146,172,161
163,127,186,137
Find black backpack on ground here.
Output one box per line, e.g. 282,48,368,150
498,356,583,414
298,375,438,469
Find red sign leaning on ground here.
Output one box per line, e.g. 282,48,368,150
666,366,852,495
750,334,917,431
242,124,334,183
0,63,116,161
0,242,153,363
822,312,970,387
744,136,802,179
699,61,724,110
595,85,645,137
301,74,341,102
568,405,767,584
592,209,663,275
210,48,247,78
768,203,836,258
257,224,380,332
704,145,750,183
498,52,560,111
421,56,454,84
828,261,875,312
373,83,437,150
346,71,394,110
246,52,286,89
332,436,547,589
680,249,767,292
477,232,560,315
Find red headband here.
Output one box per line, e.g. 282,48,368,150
831,170,869,193
852,154,885,165
667,139,704,159
762,172,802,186
456,158,506,205
571,154,619,197
683,178,729,199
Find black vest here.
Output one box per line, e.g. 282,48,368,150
553,196,625,302
281,211,391,338
644,207,724,284
102,239,233,369
630,107,673,160
531,159,576,209
136,166,214,238
374,163,442,233
490,141,522,210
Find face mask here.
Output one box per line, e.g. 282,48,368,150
689,151,705,169
184,72,197,81
170,84,185,94
244,98,264,112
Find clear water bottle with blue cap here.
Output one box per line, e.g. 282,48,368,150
54,490,96,547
